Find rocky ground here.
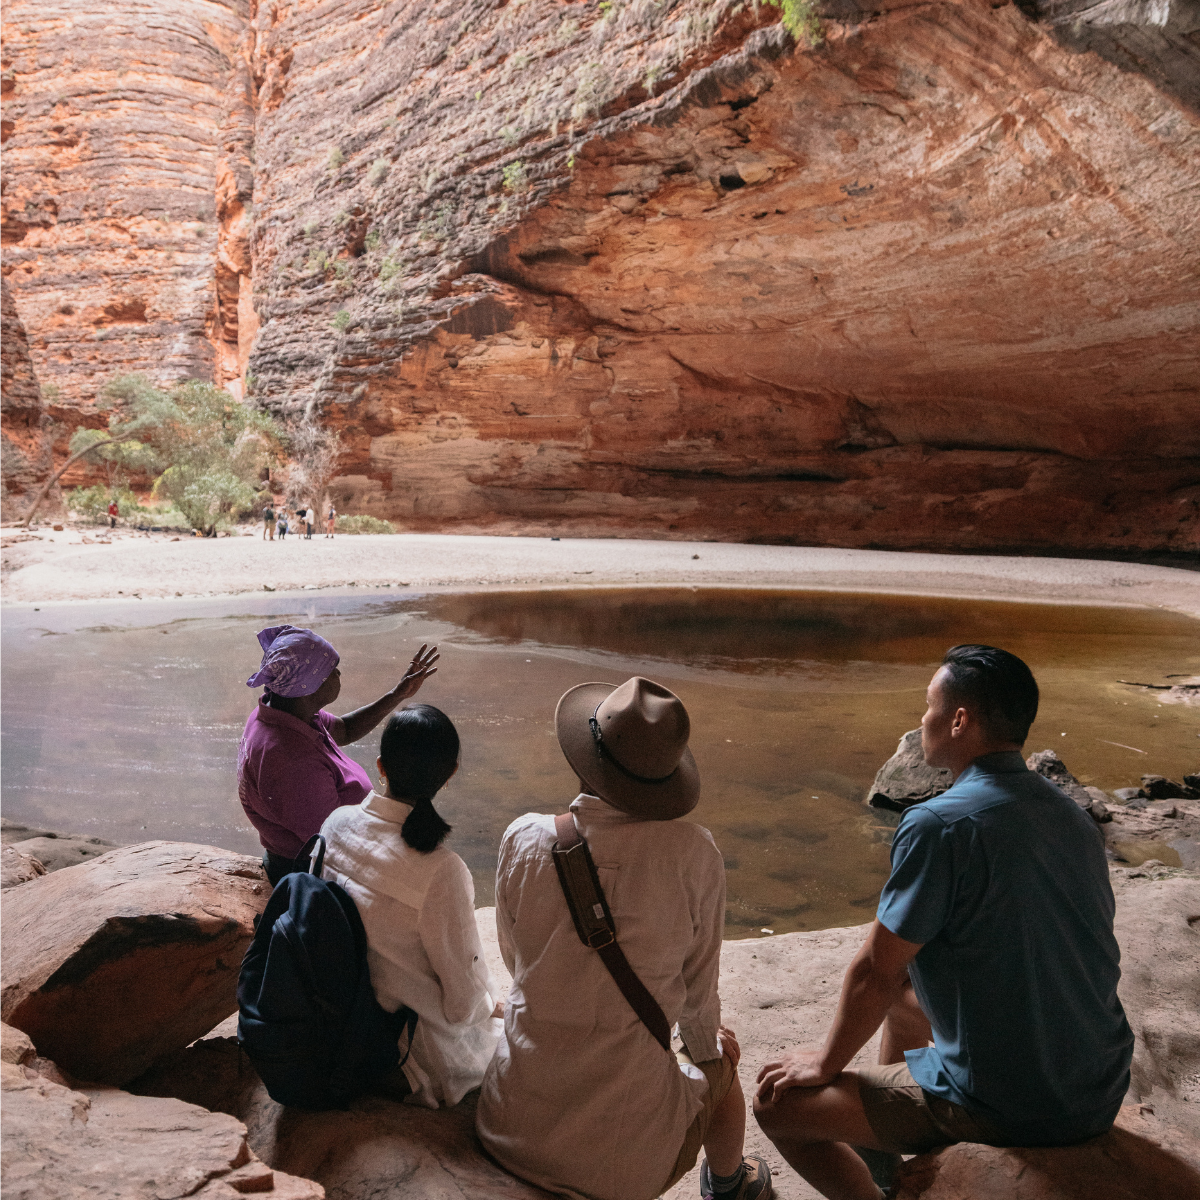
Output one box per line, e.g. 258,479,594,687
3,528,1199,613
2,838,1197,1200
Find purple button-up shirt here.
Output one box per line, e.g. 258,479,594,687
237,699,372,857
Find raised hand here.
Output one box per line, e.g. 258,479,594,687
393,644,439,701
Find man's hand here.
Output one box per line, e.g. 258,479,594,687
717,1025,741,1069
755,1048,839,1104
491,998,505,1019
391,644,439,701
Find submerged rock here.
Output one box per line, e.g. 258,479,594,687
866,730,952,812
0,841,268,1085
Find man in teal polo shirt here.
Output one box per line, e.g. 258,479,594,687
754,645,1133,1200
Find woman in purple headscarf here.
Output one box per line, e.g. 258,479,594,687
237,624,439,884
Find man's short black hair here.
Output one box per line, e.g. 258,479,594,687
940,645,1039,745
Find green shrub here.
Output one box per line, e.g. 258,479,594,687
332,309,352,332
335,514,395,535
327,147,345,170
364,228,381,251
303,220,319,238
502,161,529,193
368,158,389,186
764,0,821,44
379,252,406,283
67,485,141,523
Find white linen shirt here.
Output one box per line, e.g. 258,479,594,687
319,791,501,1107
476,793,726,1200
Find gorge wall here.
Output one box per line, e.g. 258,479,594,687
3,0,1198,552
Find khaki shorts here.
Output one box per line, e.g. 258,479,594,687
658,1047,738,1194
856,1062,1010,1155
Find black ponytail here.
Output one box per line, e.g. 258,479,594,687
379,705,459,853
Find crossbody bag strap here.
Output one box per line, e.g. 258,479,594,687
552,813,672,1054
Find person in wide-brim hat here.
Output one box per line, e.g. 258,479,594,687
555,676,701,821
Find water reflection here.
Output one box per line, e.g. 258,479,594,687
2,588,1195,937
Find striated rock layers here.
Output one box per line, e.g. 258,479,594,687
1,277,59,520
0,0,255,488
3,0,1199,550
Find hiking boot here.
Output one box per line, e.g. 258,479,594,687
699,1155,773,1200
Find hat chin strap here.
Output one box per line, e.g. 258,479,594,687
589,704,678,786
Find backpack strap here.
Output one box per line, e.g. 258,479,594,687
295,834,327,878
552,812,672,1054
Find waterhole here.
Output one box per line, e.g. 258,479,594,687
2,588,1195,936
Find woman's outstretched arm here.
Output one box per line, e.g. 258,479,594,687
330,644,440,746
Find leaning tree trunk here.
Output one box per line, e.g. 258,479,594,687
22,435,132,528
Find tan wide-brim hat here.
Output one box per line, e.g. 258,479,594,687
555,677,700,821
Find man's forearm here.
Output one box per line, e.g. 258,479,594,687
816,949,910,1077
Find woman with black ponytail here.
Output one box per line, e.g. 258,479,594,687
319,705,503,1108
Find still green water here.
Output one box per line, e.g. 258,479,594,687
2,587,1195,936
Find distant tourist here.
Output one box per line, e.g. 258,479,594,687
319,705,502,1106
236,624,439,885
302,504,315,540
107,498,118,528
294,506,306,538
326,504,336,538
477,677,772,1200
262,501,275,541
277,513,288,540
754,645,1133,1200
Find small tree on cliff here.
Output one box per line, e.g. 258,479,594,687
285,418,342,515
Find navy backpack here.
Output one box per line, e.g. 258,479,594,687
237,836,418,1110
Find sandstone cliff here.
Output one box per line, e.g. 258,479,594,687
3,0,1197,550
1,277,59,520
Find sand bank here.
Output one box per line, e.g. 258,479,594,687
2,528,1198,616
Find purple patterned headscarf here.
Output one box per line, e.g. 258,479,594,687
246,625,339,698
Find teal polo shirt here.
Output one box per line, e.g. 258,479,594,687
877,751,1133,1145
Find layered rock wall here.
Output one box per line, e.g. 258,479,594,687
1,277,59,520
3,0,1198,550
0,0,254,486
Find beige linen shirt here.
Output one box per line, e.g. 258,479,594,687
476,793,726,1200
319,791,501,1107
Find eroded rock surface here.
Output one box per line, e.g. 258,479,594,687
0,1024,323,1200
130,876,1200,1200
3,0,1198,551
0,841,268,1085
892,1104,1200,1199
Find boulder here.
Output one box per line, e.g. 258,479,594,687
0,1032,322,1199
892,1104,1200,1199
1,846,45,890
1025,750,1098,813
1,841,268,1085
8,834,119,873
0,816,120,873
1141,775,1199,801
866,730,951,812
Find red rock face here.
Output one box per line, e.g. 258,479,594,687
0,0,253,484
3,0,1198,551
1,277,59,520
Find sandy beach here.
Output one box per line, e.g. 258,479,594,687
3,525,1198,615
